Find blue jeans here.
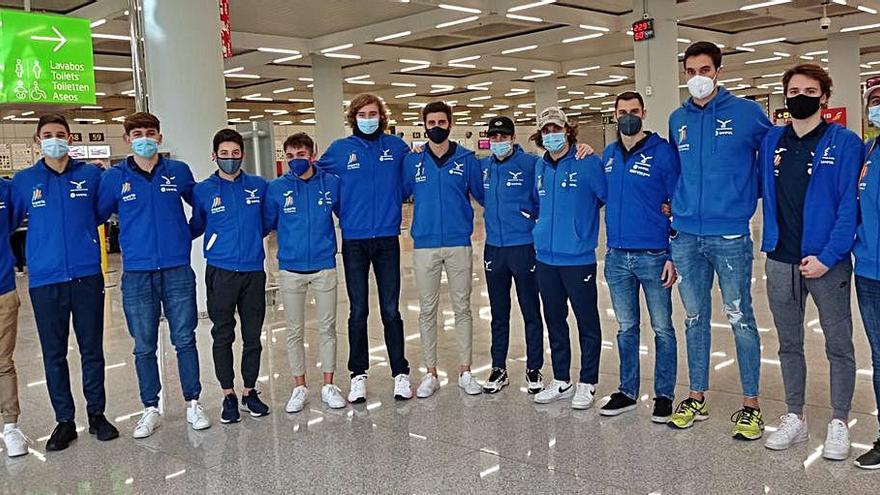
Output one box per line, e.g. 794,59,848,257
604,249,677,400
670,233,761,398
122,265,201,407
855,275,880,429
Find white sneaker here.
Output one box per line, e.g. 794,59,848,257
533,379,575,404
458,371,482,395
3,426,30,457
393,374,413,400
823,419,851,460
133,407,161,439
571,383,596,410
186,401,211,431
765,413,809,451
322,384,347,409
348,374,367,404
416,374,440,398
286,386,308,413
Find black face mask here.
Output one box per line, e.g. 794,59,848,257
786,94,822,120
617,113,643,136
426,126,450,144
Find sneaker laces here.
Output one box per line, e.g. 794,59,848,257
828,421,848,444
136,409,157,428
488,368,504,382
675,398,701,415
5,428,31,446
776,414,802,436
731,408,758,426
527,369,543,382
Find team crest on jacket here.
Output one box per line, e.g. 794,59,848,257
245,188,261,205
506,170,524,187
449,162,464,176
211,195,225,214
379,149,394,162
482,168,490,189
630,154,653,177
536,174,544,195
715,118,734,137
69,179,89,198
561,171,578,188
121,181,137,202
347,152,360,170
819,146,836,166
677,125,689,152
31,186,46,208
159,175,177,193
415,163,426,183
773,148,786,176
604,157,614,173
282,191,296,213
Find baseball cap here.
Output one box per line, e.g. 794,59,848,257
537,107,568,130
487,116,515,136
865,76,880,107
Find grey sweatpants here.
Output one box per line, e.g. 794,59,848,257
765,257,856,420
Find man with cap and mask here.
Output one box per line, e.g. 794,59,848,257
852,76,880,470
264,132,344,414
190,128,270,424
667,41,772,439
598,92,681,423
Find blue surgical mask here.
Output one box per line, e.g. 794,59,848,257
356,117,380,135
40,137,69,159
217,158,242,175
870,105,880,128
288,158,311,177
542,132,566,153
131,137,159,158
490,141,512,158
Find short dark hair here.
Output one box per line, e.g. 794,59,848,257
36,113,70,135
529,122,579,149
422,101,453,124
123,112,161,134
683,41,722,70
212,128,244,153
782,63,833,99
283,132,315,154
615,91,644,110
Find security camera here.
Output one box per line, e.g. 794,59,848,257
820,16,831,30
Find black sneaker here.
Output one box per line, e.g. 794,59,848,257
599,392,638,416
526,369,543,394
87,413,119,441
651,397,673,423
221,393,241,424
855,438,880,470
45,421,78,451
482,368,509,394
241,389,270,417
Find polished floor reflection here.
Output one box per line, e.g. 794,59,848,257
1,206,879,494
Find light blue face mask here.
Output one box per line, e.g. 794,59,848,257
542,132,566,153
356,117,380,134
489,140,512,158
131,137,159,158
40,137,69,159
869,105,880,128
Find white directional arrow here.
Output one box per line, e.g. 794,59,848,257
30,25,67,52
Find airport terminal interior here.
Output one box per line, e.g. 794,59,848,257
3,0,880,493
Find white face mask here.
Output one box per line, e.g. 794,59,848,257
687,74,716,100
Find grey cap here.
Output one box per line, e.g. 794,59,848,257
537,106,568,130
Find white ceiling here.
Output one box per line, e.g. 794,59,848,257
5,0,880,128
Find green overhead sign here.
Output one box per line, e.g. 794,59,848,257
0,9,96,105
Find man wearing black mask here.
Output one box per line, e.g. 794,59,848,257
759,64,862,461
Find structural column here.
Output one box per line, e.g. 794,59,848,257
312,55,346,152
828,32,862,134
534,75,559,113
142,0,227,311
632,0,679,137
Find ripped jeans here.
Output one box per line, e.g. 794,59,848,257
670,233,761,398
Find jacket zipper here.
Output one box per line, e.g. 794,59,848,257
494,161,503,246
234,181,243,271
57,174,71,280
616,148,626,249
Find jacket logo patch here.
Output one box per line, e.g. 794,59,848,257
537,174,545,196
482,168,490,189
449,161,464,176
415,163,427,183
31,186,45,208
677,125,689,151
860,160,871,191
379,149,394,162
506,170,524,187
245,188,261,205
121,181,136,202
69,179,88,198
820,145,836,166
561,171,578,188
604,157,614,173
773,148,786,177
484,260,493,272
715,118,734,137
317,190,333,207
282,190,296,213
630,154,653,177
347,152,360,170
211,195,225,214
159,175,177,193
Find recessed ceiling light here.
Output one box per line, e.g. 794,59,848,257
501,45,538,54
373,31,412,42
320,43,353,53
507,0,556,13
741,37,786,47
739,0,791,11
435,16,480,28
506,13,543,22
562,33,603,44
438,4,481,14
258,47,300,54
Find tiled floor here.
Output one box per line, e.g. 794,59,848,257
2,206,879,494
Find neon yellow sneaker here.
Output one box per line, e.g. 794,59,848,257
667,397,709,429
730,406,764,441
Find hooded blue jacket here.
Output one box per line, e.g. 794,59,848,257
317,133,410,240
402,144,485,249
97,156,195,272
0,180,17,294
190,171,268,272
533,146,607,266
480,145,540,248
12,159,105,288
264,167,340,272
854,139,880,279
668,87,772,236
761,123,862,269
602,133,680,251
